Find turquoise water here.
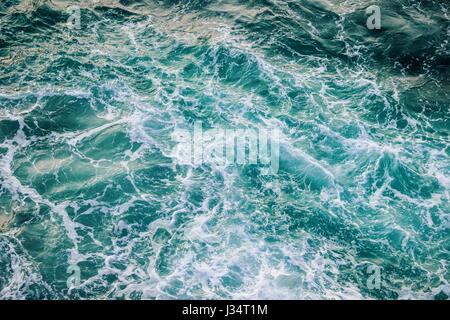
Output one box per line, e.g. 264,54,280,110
0,0,449,299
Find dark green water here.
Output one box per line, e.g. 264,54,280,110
0,0,449,299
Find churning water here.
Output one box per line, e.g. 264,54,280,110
0,0,449,299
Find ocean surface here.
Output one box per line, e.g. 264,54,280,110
0,0,449,299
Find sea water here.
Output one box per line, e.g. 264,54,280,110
0,0,449,299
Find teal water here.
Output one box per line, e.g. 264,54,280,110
0,0,449,299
